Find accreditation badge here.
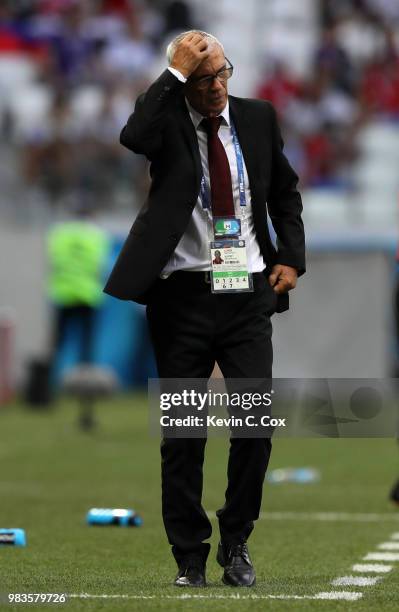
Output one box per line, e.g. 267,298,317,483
213,217,241,239
210,240,253,293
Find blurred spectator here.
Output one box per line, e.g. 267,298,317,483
322,0,399,28
20,82,148,211
100,11,156,82
163,0,193,35
22,90,80,206
281,77,358,188
315,25,354,94
256,61,302,114
335,10,388,68
46,205,110,367
359,51,399,117
50,3,95,86
363,0,399,24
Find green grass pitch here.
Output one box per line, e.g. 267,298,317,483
1,394,399,611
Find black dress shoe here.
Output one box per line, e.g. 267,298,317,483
174,555,206,587
217,541,256,587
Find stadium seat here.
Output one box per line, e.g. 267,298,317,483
9,84,53,139
70,86,105,122
0,56,37,97
352,159,399,193
301,188,351,228
357,123,399,160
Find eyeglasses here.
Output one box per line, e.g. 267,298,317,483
188,58,234,90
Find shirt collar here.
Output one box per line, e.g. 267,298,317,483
185,98,230,130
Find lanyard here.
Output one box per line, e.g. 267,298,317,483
200,120,247,211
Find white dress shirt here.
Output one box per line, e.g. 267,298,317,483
161,69,265,276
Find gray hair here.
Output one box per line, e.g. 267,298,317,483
166,30,224,65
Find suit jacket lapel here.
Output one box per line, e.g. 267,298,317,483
229,96,261,198
175,95,202,185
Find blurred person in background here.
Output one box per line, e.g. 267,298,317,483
315,24,355,94
255,60,302,114
100,10,156,81
104,30,305,588
43,1,96,87
163,0,193,37
47,203,110,370
22,91,77,207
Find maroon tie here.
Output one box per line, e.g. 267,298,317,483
202,117,235,218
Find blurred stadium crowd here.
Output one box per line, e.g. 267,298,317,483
0,0,398,216
257,0,399,188
0,0,197,217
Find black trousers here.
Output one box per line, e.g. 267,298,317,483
51,304,96,364
146,271,276,566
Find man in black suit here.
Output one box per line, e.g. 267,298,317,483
104,30,305,587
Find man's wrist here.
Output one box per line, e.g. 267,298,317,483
167,66,187,83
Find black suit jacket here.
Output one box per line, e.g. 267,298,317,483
103,69,305,311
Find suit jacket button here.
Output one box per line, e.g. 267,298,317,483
169,234,179,243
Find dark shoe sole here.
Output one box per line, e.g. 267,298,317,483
174,582,206,587
222,574,256,587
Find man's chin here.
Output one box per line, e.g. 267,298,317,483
207,99,227,116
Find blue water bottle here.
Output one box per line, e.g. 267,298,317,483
0,529,27,546
86,508,143,527
267,467,320,484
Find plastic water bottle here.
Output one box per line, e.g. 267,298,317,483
267,468,320,484
0,529,27,546
86,508,143,527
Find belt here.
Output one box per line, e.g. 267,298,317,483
159,270,267,287
156,270,289,313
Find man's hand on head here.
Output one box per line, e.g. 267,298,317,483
268,265,298,294
170,33,209,78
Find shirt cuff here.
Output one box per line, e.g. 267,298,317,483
167,67,187,83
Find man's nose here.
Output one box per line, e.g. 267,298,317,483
210,77,224,92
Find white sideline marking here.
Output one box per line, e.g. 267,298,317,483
332,576,380,587
352,564,392,573
364,552,399,561
262,512,399,523
314,592,363,601
207,511,399,523
391,532,399,540
378,542,399,550
69,592,363,601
